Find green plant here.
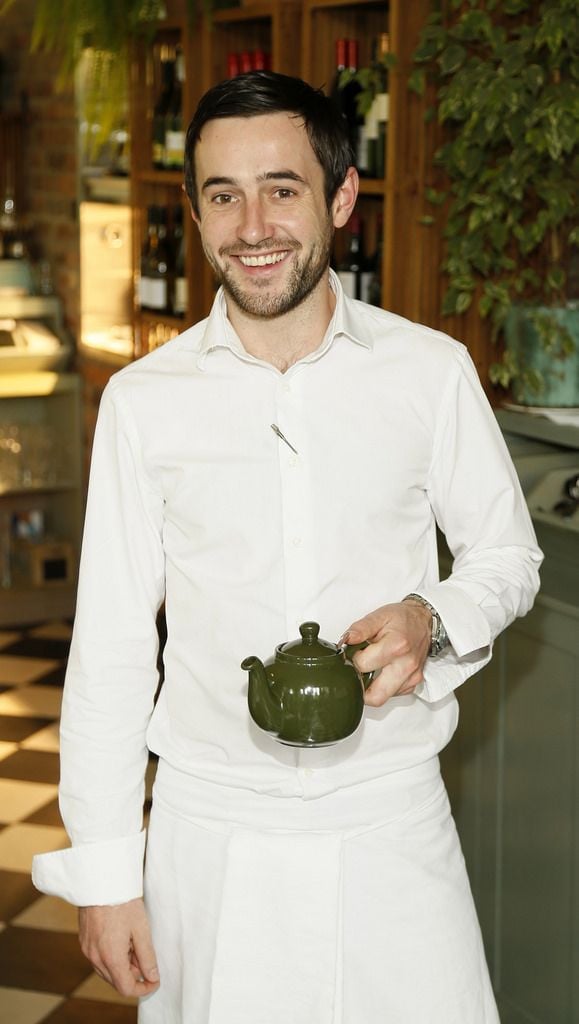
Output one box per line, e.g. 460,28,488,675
0,1,180,81
410,0,579,394
0,0,200,158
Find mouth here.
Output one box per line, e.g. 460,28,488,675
236,251,289,268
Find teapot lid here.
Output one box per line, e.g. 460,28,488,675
277,622,338,662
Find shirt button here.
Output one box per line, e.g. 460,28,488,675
282,382,291,393
304,768,314,777
289,454,298,468
292,537,302,547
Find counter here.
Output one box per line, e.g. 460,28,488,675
441,408,579,1024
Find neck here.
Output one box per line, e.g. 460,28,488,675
225,272,336,373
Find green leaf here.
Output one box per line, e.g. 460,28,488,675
408,69,426,96
442,288,459,315
524,367,546,396
489,364,509,389
456,10,493,43
439,43,467,76
425,187,447,206
546,266,566,292
479,294,493,318
456,291,474,314
503,0,532,14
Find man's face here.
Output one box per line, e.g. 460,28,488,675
192,112,338,318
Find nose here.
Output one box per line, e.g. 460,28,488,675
236,195,272,246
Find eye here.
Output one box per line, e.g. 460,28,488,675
273,188,296,200
211,193,237,205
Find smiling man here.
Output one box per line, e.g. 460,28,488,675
32,72,542,1023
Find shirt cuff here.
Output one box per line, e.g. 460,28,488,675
410,584,493,703
412,583,491,658
31,830,146,907
416,642,493,703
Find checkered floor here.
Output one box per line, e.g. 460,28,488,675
0,621,141,1023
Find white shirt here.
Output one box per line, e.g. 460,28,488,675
33,273,542,906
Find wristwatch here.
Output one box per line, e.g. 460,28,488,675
403,593,449,658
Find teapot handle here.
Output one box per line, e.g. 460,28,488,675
343,640,375,690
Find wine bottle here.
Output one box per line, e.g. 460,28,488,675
152,46,175,169
366,218,384,307
345,40,363,159
330,39,348,121
227,53,240,77
139,206,170,312
164,46,185,170
172,205,187,317
373,33,390,180
253,49,267,71
362,101,379,179
239,51,253,74
332,39,363,158
0,162,27,260
337,212,364,300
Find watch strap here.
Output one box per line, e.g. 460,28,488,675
403,593,449,657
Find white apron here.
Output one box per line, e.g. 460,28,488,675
139,758,499,1024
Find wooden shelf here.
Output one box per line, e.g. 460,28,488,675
358,178,386,196
306,0,385,9
124,0,469,378
137,170,185,186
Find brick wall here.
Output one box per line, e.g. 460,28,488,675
0,0,80,342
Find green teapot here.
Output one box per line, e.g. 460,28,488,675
241,621,374,748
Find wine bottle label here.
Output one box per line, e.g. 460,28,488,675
359,271,373,304
139,276,151,308
152,140,165,166
374,93,390,123
165,131,185,167
365,99,379,141
356,124,370,173
141,277,167,310
337,270,358,299
173,276,187,315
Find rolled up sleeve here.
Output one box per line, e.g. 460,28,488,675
32,831,146,907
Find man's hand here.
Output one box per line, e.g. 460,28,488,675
79,897,160,998
342,600,432,707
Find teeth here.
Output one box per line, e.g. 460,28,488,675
239,252,287,267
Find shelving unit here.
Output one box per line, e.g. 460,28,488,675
124,0,434,360
128,3,204,356
0,373,83,626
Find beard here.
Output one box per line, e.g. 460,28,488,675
203,222,334,319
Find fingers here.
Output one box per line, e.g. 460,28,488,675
363,660,425,707
79,898,160,998
341,601,432,707
341,605,389,645
130,916,160,987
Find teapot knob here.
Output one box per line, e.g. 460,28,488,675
299,621,320,644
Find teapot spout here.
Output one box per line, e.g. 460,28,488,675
241,656,282,736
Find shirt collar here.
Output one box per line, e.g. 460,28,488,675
189,269,373,370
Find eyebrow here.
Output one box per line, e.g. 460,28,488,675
201,170,307,192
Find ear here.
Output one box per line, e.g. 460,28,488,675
331,167,359,229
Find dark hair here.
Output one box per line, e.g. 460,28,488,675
184,70,354,215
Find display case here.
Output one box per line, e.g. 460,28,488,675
0,373,82,626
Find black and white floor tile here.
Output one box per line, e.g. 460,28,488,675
0,621,140,1023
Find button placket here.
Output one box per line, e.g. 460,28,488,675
273,376,316,634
